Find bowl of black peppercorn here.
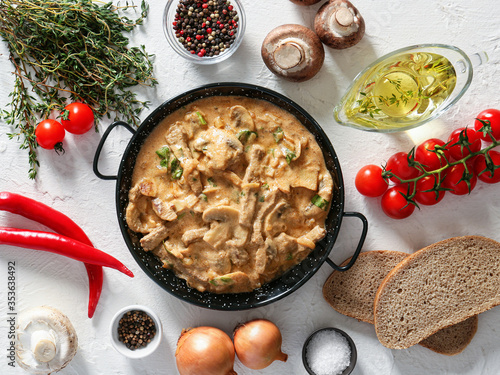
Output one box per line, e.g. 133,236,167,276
110,305,163,358
163,0,246,64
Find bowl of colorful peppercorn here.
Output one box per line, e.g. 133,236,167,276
110,305,163,359
164,0,245,64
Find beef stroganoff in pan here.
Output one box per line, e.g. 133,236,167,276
126,96,333,293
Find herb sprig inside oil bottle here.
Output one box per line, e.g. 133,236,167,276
336,51,457,130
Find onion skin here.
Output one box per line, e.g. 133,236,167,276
176,327,237,375
233,319,288,370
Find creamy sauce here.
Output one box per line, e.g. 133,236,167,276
126,96,333,293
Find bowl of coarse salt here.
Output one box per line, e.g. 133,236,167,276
302,327,357,375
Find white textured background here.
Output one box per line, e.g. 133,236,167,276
1,0,499,374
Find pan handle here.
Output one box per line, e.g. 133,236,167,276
93,121,136,181
325,211,368,272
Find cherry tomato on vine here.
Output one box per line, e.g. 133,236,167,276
474,109,500,142
381,185,415,219
61,102,95,134
443,164,477,195
447,127,482,161
473,150,500,184
35,119,65,150
414,138,450,172
355,165,388,197
385,152,420,183
414,175,446,205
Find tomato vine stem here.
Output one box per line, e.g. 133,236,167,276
382,124,500,206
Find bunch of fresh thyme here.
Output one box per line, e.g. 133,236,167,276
382,121,500,207
0,0,157,178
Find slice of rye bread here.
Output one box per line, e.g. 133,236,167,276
374,236,500,350
323,250,478,355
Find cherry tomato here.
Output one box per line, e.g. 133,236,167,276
414,175,445,205
61,102,95,134
35,119,65,150
355,165,388,197
447,127,482,161
414,138,450,172
473,150,500,184
381,185,415,219
385,152,420,183
474,109,500,142
442,164,477,195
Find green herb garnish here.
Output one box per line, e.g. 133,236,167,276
311,194,329,210
207,177,217,187
273,127,284,143
210,276,233,286
156,146,183,178
237,129,258,144
196,111,207,125
170,157,183,180
162,241,173,255
285,149,296,164
156,146,171,168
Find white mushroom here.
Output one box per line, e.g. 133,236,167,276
202,206,249,249
16,306,78,375
202,205,240,223
229,105,255,131
264,201,289,238
314,0,365,49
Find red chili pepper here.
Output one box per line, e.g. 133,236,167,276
0,227,134,276
0,192,115,317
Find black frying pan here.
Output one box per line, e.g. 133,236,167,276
93,82,367,310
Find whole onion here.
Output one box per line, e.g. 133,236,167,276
233,319,288,370
175,326,237,375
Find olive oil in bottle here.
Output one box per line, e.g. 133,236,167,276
334,52,457,131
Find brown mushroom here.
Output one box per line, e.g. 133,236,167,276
261,24,325,82
314,0,365,49
289,0,322,5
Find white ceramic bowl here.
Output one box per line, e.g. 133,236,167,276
163,0,246,64
110,305,163,359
